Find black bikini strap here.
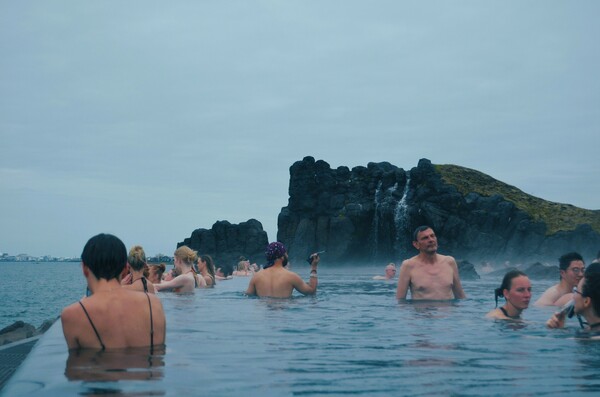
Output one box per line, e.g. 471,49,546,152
145,292,154,354
78,301,105,350
499,307,509,317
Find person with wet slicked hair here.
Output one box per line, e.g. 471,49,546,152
486,270,532,320
396,226,466,300
61,233,166,350
535,252,585,307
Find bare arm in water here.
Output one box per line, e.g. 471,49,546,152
450,258,466,299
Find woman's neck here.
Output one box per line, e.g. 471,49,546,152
584,311,600,329
502,302,522,319
130,269,145,280
89,279,122,294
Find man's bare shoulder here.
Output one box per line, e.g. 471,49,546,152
436,254,457,265
401,256,419,269
535,284,561,306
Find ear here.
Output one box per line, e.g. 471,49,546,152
582,296,592,310
412,241,419,250
503,289,509,299
82,262,90,278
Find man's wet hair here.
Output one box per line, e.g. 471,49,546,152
558,252,584,272
413,225,433,242
583,263,600,317
81,233,127,281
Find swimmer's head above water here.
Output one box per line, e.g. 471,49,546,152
264,242,287,269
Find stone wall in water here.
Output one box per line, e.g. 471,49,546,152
178,219,269,272
276,156,600,264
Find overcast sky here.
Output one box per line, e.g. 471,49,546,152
1,1,599,258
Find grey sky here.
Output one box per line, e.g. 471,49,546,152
1,1,599,258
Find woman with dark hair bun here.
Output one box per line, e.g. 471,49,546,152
148,263,167,284
486,270,532,320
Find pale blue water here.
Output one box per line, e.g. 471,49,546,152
2,262,600,396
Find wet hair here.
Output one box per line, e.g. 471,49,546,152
127,245,147,271
200,255,216,285
149,263,166,280
81,233,127,281
559,252,583,271
582,266,600,317
174,246,197,266
494,270,528,307
413,225,433,242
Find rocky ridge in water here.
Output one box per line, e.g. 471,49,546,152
276,156,600,264
178,219,269,273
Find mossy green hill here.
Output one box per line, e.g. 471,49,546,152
435,164,600,236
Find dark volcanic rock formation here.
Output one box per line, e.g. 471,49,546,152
178,219,269,273
457,261,480,280
277,156,600,264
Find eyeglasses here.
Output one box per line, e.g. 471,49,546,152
569,267,585,275
572,286,586,297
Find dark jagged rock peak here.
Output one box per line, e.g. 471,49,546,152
178,219,269,273
277,157,600,264
457,260,480,280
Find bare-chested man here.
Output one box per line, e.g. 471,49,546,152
246,242,319,298
396,226,466,300
535,252,585,307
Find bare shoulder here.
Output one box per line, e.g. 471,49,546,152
401,257,418,270
61,301,87,332
437,254,456,264
436,254,458,269
61,301,81,321
485,308,503,320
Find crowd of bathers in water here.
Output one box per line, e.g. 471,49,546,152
60,227,600,350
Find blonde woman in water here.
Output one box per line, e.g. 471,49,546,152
122,245,156,294
155,246,205,293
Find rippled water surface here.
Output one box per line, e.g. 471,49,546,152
2,263,600,396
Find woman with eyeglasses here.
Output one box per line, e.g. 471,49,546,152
547,263,600,332
486,270,532,320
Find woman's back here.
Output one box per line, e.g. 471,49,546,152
61,288,165,350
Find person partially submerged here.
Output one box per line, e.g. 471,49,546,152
154,246,205,292
61,233,166,351
396,226,466,300
535,252,585,307
547,263,600,334
246,242,320,298
486,270,532,320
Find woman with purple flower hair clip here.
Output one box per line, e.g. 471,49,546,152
246,242,320,298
